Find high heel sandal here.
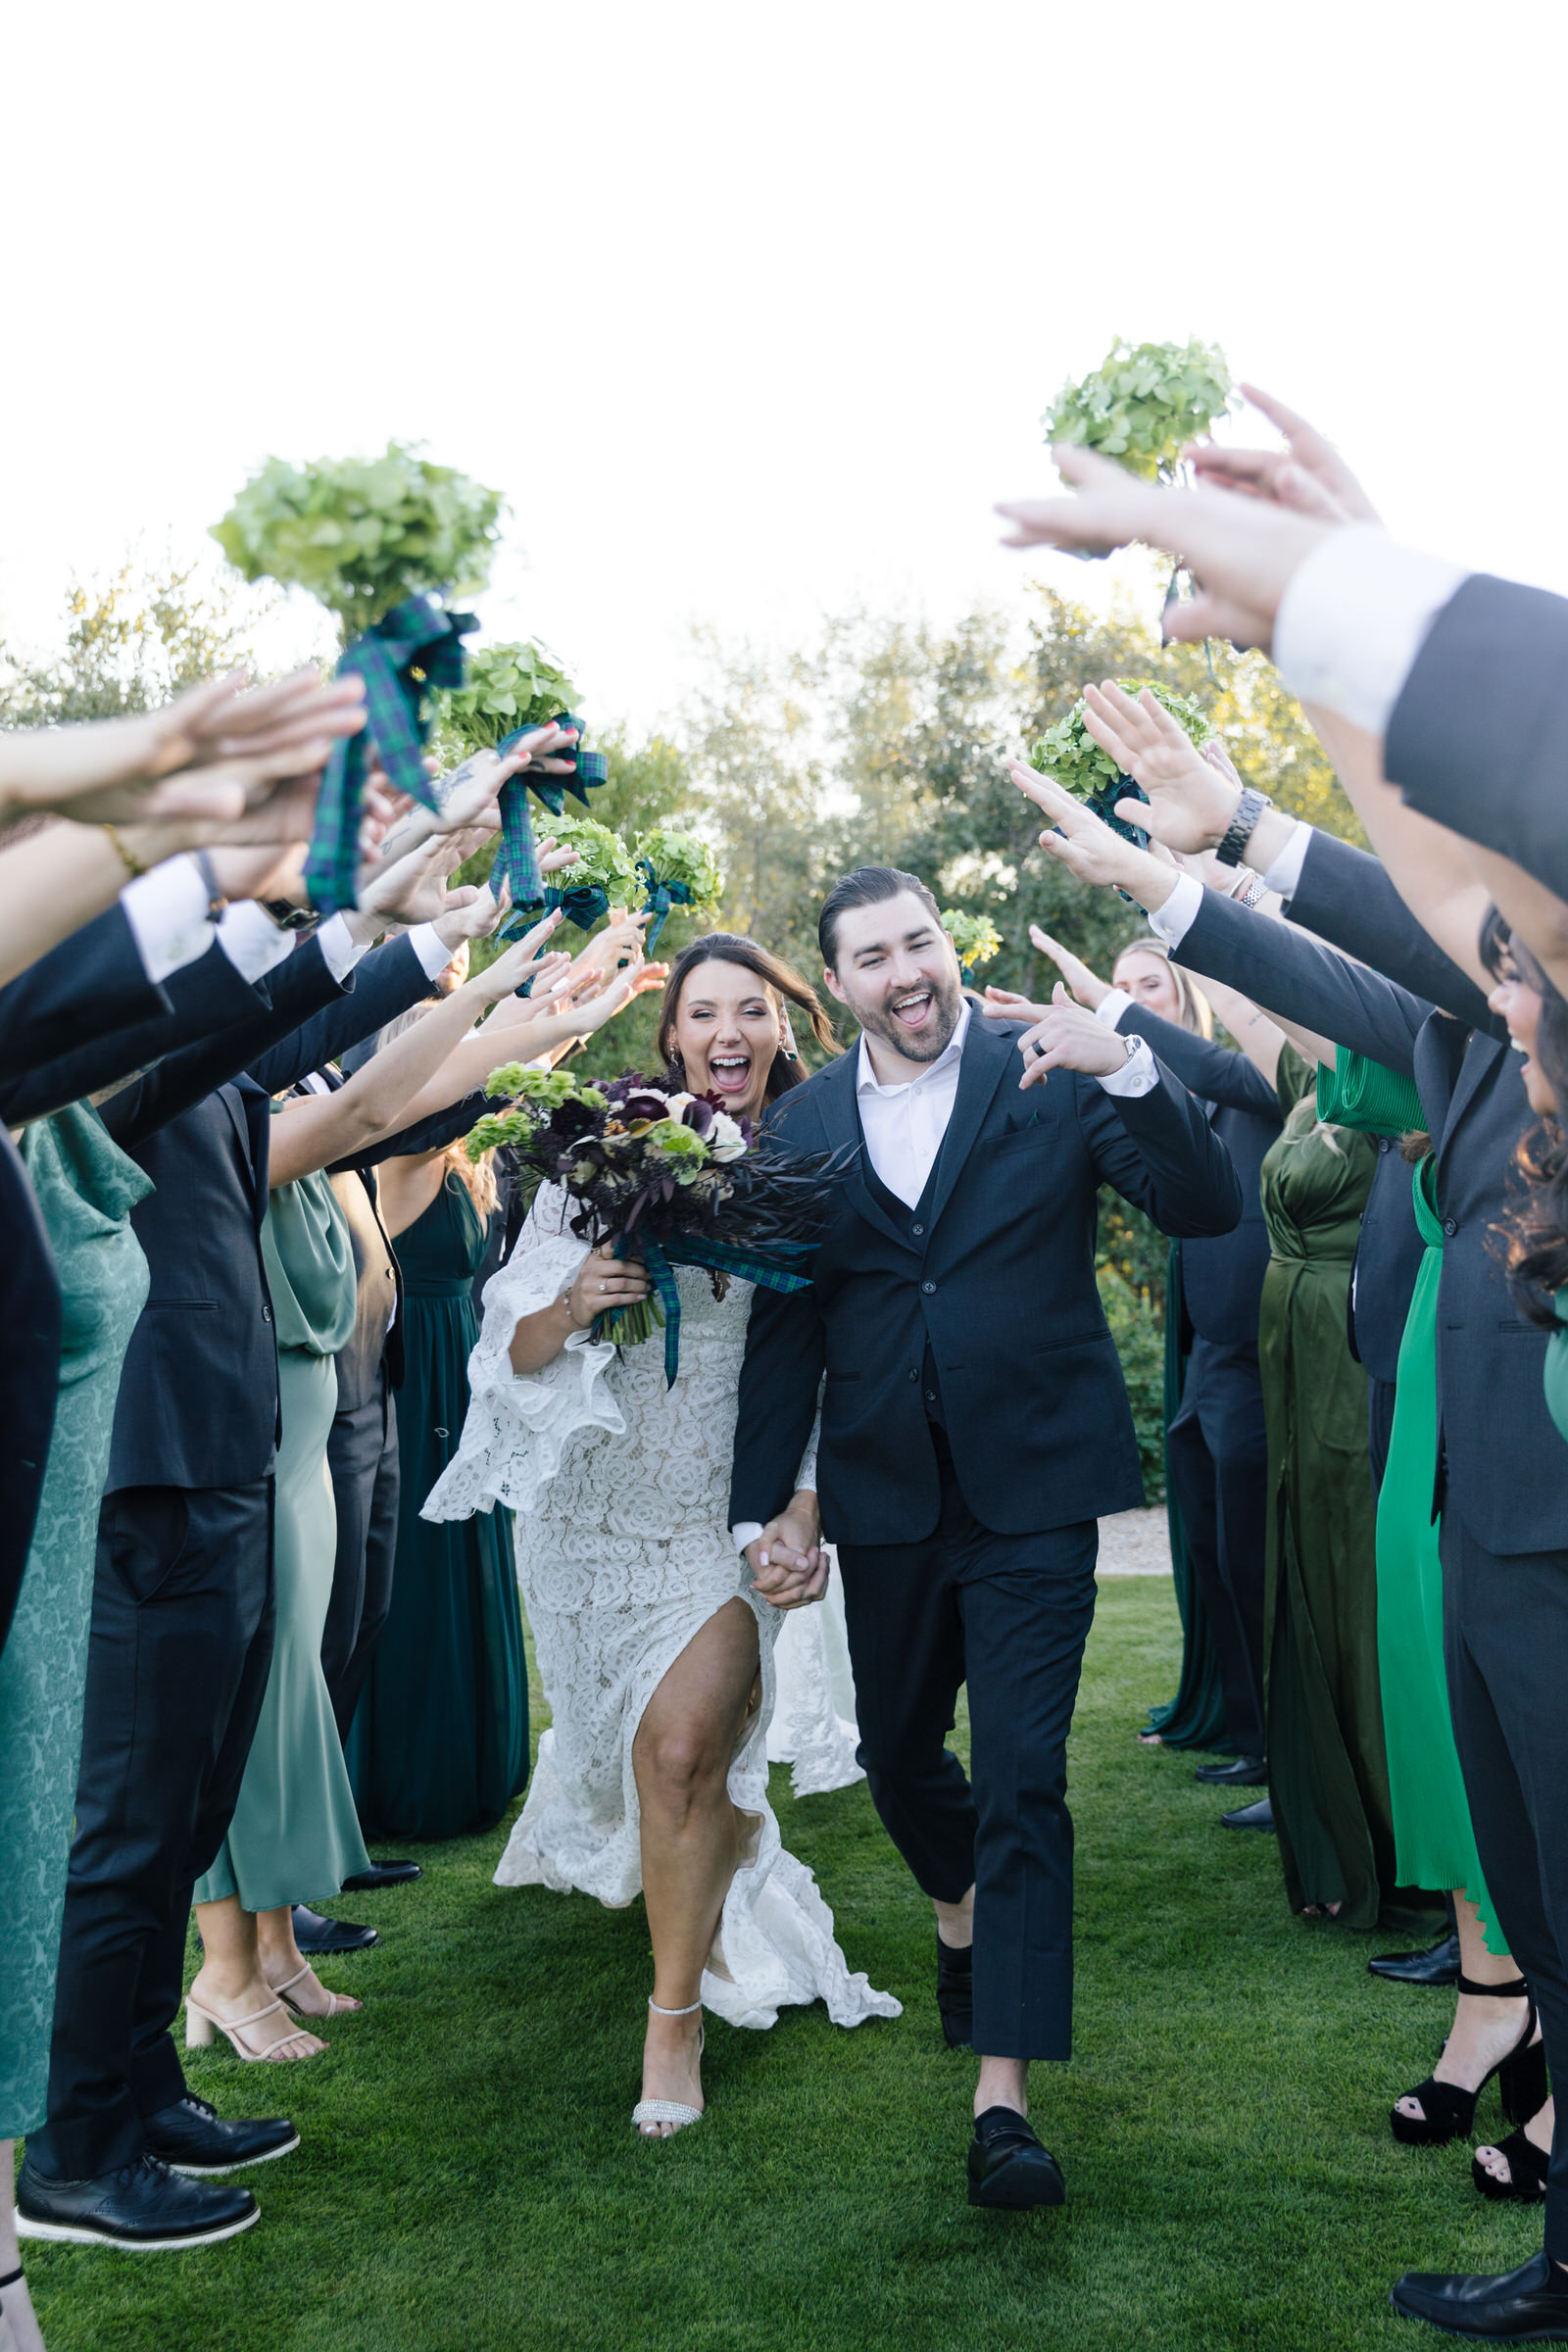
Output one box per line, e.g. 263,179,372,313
1474,2125,1551,2203
186,1989,323,2061
272,1963,362,2022
632,1997,705,2137
1390,1973,1543,2146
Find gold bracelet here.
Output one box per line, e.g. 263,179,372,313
102,822,147,880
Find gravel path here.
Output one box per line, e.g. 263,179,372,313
1096,1504,1172,1575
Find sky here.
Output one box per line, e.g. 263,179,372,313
4,0,1564,736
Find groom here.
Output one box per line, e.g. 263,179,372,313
729,865,1242,2209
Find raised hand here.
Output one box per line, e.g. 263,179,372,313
996,446,1330,653
1029,924,1109,1008
468,914,569,1005
1007,760,1164,898
1014,984,1137,1092
1081,683,1243,853
981,984,1049,1023
537,836,581,877
1187,385,1381,525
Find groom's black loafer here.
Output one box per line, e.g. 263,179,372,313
291,1903,378,1954
1196,1754,1266,1787
1390,2251,1568,2338
1370,1932,1462,1988
936,1935,973,2050
966,2108,1065,2210
15,2153,258,2250
143,2093,299,2177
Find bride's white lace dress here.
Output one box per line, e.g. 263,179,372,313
423,1185,899,2033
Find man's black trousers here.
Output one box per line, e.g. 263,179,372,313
322,1369,399,1744
28,1480,273,2182
1443,1514,1568,2264
835,1437,1097,2061
1165,1336,1268,1758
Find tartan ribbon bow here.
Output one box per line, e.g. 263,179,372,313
635,856,694,956
596,1234,814,1388
305,596,478,916
491,709,610,919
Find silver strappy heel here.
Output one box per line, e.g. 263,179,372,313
632,1997,705,2136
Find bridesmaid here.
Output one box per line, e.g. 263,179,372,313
347,1141,528,1839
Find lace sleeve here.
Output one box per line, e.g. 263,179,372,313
796,1404,822,1494
420,1183,623,1522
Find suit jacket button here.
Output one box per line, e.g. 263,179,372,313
262,1305,273,1323
907,1368,919,1382
921,1280,936,1295
1443,1217,1457,1238
912,1222,925,1236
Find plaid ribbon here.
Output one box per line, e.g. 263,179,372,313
491,709,610,918
597,1234,813,1388
305,596,478,916
635,856,694,956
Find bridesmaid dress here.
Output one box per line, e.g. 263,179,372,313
348,1172,529,1838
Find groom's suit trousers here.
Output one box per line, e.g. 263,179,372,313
836,1432,1098,2061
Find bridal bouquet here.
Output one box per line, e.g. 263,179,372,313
466,1065,847,1384
1029,680,1213,851
429,637,611,910
1043,337,1233,482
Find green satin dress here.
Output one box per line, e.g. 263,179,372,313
348,1173,528,1839
0,1106,151,2135
1315,1051,1503,1949
1544,1296,1568,1444
195,1162,369,1911
1259,1048,1396,1930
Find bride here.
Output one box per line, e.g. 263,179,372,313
424,933,899,2136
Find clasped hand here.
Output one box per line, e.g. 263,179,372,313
745,1496,827,1613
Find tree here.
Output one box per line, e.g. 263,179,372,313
0,553,266,728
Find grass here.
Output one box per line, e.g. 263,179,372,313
24,1578,1541,2352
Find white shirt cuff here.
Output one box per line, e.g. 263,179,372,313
410,921,456,982
1274,525,1470,736
120,856,215,984
732,1521,763,1558
1096,986,1136,1030
1259,820,1312,903
1098,1035,1159,1098
217,898,296,983
317,911,369,983
1147,871,1204,949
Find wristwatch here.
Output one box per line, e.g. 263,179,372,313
1216,785,1273,868
262,898,319,934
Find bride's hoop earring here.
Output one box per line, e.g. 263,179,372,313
780,1010,800,1062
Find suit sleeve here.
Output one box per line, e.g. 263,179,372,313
0,904,169,1086
242,934,436,1098
1111,1003,1281,1114
1076,1062,1243,1239
0,936,270,1126
1385,572,1568,902
1174,888,1432,1080
1288,829,1503,1035
726,1083,830,1530
329,1088,488,1173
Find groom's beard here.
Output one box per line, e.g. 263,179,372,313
851,968,964,1065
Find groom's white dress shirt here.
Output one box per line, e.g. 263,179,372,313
731,1000,1158,1546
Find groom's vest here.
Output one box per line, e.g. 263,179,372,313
856,1108,949,1439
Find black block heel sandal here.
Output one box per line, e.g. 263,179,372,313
1474,2126,1551,2203
1390,1973,1537,2147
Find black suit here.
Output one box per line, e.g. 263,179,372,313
1386,572,1568,900
1168,852,1568,2260
1110,1006,1282,1758
30,933,446,2185
730,1015,1242,2058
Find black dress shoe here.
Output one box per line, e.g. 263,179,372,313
936,1935,973,2050
1370,1931,1462,1987
1390,2250,1568,2338
967,2108,1066,2210
16,2153,258,2250
291,1903,377,1954
1220,1795,1276,1832
1196,1755,1267,1787
143,2093,299,2178
340,1859,422,1893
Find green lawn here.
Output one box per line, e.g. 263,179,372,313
24,1579,1540,2352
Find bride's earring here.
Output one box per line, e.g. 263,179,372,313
779,1011,800,1062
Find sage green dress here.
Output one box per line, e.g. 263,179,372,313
195,1163,369,1911
1259,1048,1396,1930
0,1106,151,2134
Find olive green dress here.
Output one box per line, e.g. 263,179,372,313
195,1164,369,1911
1259,1048,1396,1930
0,1106,151,2135
348,1173,528,1838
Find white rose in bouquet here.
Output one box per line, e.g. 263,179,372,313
708,1112,747,1162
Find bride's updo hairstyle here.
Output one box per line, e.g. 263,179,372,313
656,934,840,1102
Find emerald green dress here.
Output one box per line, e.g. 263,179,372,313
1315,1050,1503,1950
1544,1296,1568,1443
0,1106,151,2134
1259,1049,1396,1929
195,1163,369,1911
348,1173,528,1839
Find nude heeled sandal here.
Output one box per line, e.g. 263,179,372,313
632,1997,705,2136
185,1990,322,2061
272,1963,362,2022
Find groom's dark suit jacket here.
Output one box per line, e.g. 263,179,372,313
729,1014,1244,1545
